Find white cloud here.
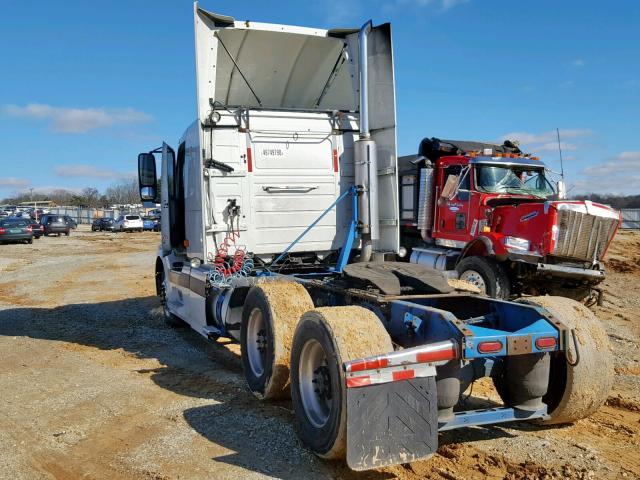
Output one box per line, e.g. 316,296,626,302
500,129,593,153
573,151,640,195
53,164,123,179
401,0,469,9
0,177,30,189
581,151,640,176
3,103,152,134
572,59,585,67
441,0,470,9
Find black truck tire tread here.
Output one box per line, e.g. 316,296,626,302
240,281,314,400
456,256,511,299
516,296,613,425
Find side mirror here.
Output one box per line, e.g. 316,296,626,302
138,152,157,201
140,186,156,201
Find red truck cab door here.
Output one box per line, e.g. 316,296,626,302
433,163,473,243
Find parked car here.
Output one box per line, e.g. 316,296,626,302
142,216,156,231
91,217,116,232
63,215,78,229
0,218,33,244
28,221,44,239
114,214,144,232
41,215,71,236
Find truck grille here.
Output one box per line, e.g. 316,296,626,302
553,209,618,262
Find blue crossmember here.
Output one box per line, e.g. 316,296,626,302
438,405,548,431
462,319,559,359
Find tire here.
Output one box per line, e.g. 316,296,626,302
456,256,511,299
496,296,613,425
240,281,314,400
65,231,70,236
27,238,33,244
290,306,393,460
158,268,185,328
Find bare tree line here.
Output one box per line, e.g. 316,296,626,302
1,178,141,207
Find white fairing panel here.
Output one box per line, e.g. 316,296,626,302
193,4,398,258
160,143,173,255
182,123,204,259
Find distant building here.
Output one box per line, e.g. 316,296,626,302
19,200,56,208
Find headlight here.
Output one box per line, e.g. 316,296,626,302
503,236,530,252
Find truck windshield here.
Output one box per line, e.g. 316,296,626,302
475,166,555,198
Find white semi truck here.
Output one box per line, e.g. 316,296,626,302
137,3,613,470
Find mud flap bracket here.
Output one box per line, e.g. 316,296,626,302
346,376,438,470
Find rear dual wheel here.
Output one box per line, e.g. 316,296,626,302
290,307,393,459
495,296,613,425
240,281,314,400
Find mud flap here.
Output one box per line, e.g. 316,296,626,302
346,376,438,470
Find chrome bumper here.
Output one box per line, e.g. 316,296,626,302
536,262,605,280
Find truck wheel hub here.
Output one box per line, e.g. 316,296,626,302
460,270,487,293
247,308,267,377
312,365,332,401
299,339,332,428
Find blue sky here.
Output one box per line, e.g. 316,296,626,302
1,0,639,198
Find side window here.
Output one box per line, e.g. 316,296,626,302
442,165,470,201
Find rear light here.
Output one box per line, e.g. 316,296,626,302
26,226,33,232
535,337,556,350
478,340,503,354
247,147,253,173
0,228,5,234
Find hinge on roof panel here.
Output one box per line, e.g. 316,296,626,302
378,166,396,176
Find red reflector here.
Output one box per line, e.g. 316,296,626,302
416,344,457,363
349,357,389,372
332,149,339,172
346,376,371,388
392,369,415,382
246,147,253,173
535,337,556,349
478,341,503,354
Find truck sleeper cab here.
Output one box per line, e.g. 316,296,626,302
136,4,614,472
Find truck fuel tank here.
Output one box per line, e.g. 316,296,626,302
410,246,459,274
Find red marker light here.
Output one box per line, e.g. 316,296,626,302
535,337,557,350
478,341,503,354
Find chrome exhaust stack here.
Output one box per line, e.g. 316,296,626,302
355,20,379,261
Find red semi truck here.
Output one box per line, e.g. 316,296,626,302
400,138,621,303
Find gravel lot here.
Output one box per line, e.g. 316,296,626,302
0,227,638,479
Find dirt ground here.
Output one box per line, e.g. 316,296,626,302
0,227,638,480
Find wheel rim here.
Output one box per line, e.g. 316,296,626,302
298,339,332,428
460,269,487,294
246,308,267,378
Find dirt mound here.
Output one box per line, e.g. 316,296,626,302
606,257,640,273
